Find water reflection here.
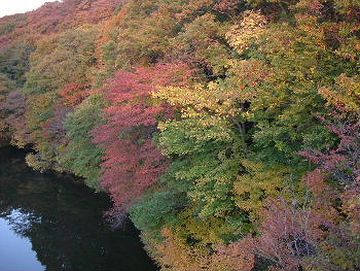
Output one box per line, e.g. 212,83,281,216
0,210,45,271
0,147,157,271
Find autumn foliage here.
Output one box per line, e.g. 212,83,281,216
93,63,193,209
0,0,359,270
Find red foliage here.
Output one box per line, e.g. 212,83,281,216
341,181,360,234
1,90,31,147
59,83,91,107
0,35,11,52
307,1,325,15
250,197,332,271
1,0,123,48
214,0,241,15
304,169,339,216
301,113,360,236
217,238,256,271
69,0,125,26
284,114,360,270
0,14,27,51
299,117,360,185
93,63,193,210
26,1,68,35
25,0,122,34
240,167,359,270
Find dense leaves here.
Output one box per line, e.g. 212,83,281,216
93,63,192,210
0,0,359,270
60,93,106,190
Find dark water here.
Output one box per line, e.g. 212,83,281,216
0,146,158,271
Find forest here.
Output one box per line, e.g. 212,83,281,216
0,0,359,270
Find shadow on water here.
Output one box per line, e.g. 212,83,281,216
0,146,158,271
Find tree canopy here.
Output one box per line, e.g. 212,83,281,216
0,0,359,270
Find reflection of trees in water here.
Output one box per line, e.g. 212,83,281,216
0,147,157,271
3,210,35,236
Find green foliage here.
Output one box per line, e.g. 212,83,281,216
0,73,15,139
226,17,354,167
0,73,15,94
154,82,244,218
234,160,290,218
0,42,35,86
25,92,58,169
25,26,98,94
1,0,359,270
334,0,360,14
130,191,187,235
100,0,179,71
60,94,106,190
22,26,99,172
170,13,232,76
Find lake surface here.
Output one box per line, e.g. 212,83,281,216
0,146,158,271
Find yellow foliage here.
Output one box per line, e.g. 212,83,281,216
226,10,267,54
334,0,360,13
154,84,239,118
25,153,49,172
154,83,243,145
149,227,254,271
319,74,360,113
155,227,213,271
177,209,235,244
234,160,289,218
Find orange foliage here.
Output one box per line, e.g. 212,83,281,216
59,83,91,107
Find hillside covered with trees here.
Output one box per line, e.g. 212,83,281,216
0,0,359,270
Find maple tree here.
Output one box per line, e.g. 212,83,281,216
93,63,192,210
0,0,359,270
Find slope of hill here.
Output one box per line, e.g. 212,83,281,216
0,1,359,270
